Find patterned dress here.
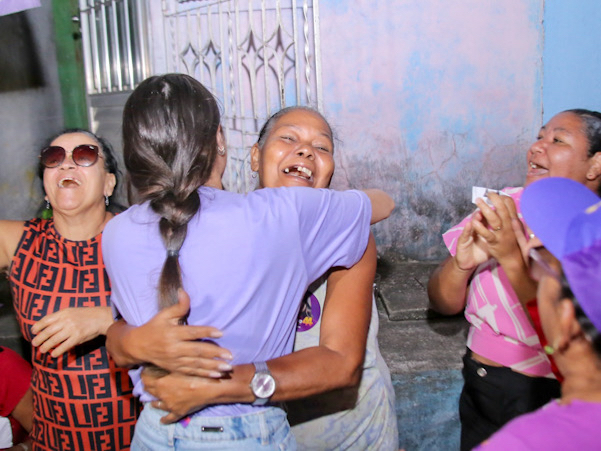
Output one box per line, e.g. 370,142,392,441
8,219,140,451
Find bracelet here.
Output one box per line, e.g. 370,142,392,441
18,443,29,451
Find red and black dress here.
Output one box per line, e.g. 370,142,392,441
8,218,140,451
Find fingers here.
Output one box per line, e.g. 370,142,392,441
180,325,225,343
31,309,64,336
160,412,181,424
512,218,529,264
151,400,167,411
474,197,503,230
160,288,191,321
50,337,77,357
150,400,181,423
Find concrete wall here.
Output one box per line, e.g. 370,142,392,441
0,1,63,220
320,0,543,260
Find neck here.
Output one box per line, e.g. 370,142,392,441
204,169,224,189
52,207,113,241
557,338,601,403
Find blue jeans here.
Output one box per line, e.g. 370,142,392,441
132,404,297,450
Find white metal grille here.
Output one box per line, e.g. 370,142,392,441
78,0,322,194
78,0,150,94
158,0,323,192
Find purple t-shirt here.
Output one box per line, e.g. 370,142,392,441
102,186,371,416
474,399,601,450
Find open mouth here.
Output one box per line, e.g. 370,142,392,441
58,177,82,188
283,165,313,181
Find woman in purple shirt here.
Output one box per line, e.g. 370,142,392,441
102,73,382,449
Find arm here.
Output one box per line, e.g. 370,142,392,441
0,220,24,270
105,289,233,377
142,234,377,422
10,386,33,433
362,189,395,224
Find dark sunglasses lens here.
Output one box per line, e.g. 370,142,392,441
72,145,99,167
40,146,65,168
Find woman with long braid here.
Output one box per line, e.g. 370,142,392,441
102,73,386,449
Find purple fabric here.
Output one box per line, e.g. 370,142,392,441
563,240,601,332
0,0,40,16
473,399,601,450
522,177,601,333
102,186,371,416
521,177,599,258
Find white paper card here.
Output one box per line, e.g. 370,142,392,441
472,186,510,206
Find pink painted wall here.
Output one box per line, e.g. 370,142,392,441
320,0,543,260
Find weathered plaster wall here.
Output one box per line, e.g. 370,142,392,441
0,1,63,220
3,1,601,263
320,0,543,260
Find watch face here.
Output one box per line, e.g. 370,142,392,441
252,373,276,398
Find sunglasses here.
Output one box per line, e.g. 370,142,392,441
39,144,103,168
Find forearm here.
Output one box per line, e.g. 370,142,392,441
496,253,537,321
362,189,395,224
106,319,144,367
427,256,473,315
183,345,364,406
149,237,375,411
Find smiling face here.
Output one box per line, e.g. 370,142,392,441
43,132,116,216
250,109,335,189
525,111,601,189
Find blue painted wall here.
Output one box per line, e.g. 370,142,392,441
543,0,601,122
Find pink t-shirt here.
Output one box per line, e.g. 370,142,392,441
443,187,553,377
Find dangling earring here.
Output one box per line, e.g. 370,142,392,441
105,195,109,207
251,171,257,179
217,146,226,156
45,200,50,210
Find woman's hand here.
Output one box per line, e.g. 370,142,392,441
31,306,114,357
107,289,233,377
453,219,491,271
142,369,220,423
471,192,521,264
473,192,537,310
512,218,542,265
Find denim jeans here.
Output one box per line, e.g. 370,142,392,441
132,404,297,450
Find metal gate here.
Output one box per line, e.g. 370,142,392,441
78,0,323,193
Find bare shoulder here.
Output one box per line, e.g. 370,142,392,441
0,219,26,268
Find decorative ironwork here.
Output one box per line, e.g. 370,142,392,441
160,0,322,192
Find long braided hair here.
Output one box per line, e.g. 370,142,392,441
122,73,221,310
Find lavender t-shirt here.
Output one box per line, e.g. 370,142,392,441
474,399,601,450
102,186,371,416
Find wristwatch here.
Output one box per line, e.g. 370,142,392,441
250,361,276,406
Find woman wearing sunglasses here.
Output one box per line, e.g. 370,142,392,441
0,129,140,450
474,177,601,449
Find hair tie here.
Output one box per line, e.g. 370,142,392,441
167,249,179,258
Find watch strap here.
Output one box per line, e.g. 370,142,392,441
254,361,269,374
